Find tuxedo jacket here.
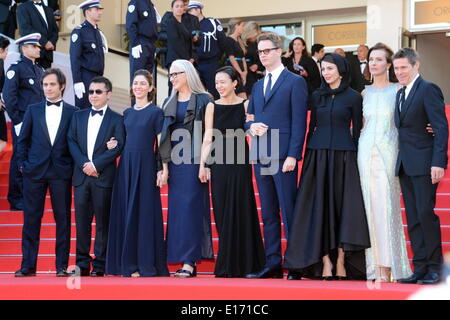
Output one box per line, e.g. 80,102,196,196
17,100,78,180
245,68,308,161
0,0,12,24
17,0,59,63
67,107,125,188
395,76,448,176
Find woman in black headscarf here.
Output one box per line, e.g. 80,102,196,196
283,53,370,281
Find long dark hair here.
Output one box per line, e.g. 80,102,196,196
365,42,398,83
289,37,308,57
215,66,242,89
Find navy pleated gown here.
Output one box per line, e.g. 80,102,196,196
106,105,169,277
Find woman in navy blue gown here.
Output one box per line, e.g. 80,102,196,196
106,70,169,277
159,59,214,278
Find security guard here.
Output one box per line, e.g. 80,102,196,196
70,0,107,109
3,33,45,211
126,0,159,84
187,1,226,99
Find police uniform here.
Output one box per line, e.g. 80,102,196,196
126,0,158,83
188,2,226,99
2,33,45,210
70,0,106,109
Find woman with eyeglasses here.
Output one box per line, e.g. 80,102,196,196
0,36,10,152
225,18,248,99
284,53,370,281
105,69,170,278
159,59,214,278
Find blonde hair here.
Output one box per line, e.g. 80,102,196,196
227,18,246,55
164,60,210,107
242,21,260,43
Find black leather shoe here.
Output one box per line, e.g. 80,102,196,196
287,271,302,280
56,269,70,277
245,267,283,279
70,267,90,277
418,272,440,285
10,204,23,211
397,273,425,284
15,269,36,277
90,270,105,277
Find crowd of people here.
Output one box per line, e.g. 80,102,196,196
0,0,448,285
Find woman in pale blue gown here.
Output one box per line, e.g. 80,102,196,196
358,43,412,282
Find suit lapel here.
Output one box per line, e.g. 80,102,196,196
29,2,48,30
263,69,288,107
80,109,90,155
394,88,401,127
53,103,70,145
93,108,112,154
400,76,422,121
39,102,52,145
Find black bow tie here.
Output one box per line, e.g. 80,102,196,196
360,61,367,65
46,100,62,107
91,109,104,117
34,2,43,6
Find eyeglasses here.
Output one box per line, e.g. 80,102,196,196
257,47,279,56
88,89,108,95
169,71,185,79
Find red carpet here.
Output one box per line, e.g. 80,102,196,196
0,275,421,300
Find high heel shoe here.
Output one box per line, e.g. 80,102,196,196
174,265,197,278
322,276,335,281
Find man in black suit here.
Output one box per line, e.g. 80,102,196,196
17,0,59,69
67,76,124,277
350,44,370,92
15,68,78,277
393,48,449,285
309,43,325,94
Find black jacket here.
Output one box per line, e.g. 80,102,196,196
165,15,193,67
282,55,321,94
394,76,448,176
307,87,363,151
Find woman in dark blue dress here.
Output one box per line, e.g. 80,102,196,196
159,59,214,278
106,70,169,277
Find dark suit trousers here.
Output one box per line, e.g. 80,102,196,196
254,161,298,268
21,167,72,271
399,168,443,275
74,176,112,272
8,126,23,208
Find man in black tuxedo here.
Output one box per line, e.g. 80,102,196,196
15,68,78,277
349,44,370,93
393,48,449,285
67,76,124,277
17,0,59,69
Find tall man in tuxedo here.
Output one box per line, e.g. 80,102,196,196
15,68,78,277
17,0,59,69
3,33,45,211
393,48,449,285
244,32,308,279
350,44,370,93
67,76,124,277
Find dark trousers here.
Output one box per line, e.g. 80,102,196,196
399,168,443,275
254,161,298,268
8,125,23,208
197,59,220,100
74,177,112,272
129,43,156,84
75,69,101,110
21,167,72,271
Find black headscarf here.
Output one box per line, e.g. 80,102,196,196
316,53,351,106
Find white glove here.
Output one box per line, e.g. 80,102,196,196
74,82,85,100
131,45,142,59
14,122,22,137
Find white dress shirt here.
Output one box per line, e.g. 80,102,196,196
312,56,322,76
33,1,48,26
87,105,108,162
404,74,420,100
45,101,63,146
359,60,367,74
263,63,285,95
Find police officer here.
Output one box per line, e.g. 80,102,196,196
187,1,226,99
70,0,107,109
126,0,159,84
3,33,45,211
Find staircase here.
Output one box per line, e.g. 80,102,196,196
1,109,450,275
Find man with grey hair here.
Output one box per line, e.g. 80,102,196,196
393,48,448,285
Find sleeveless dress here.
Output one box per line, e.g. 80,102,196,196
210,101,266,277
357,84,412,280
106,105,169,277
